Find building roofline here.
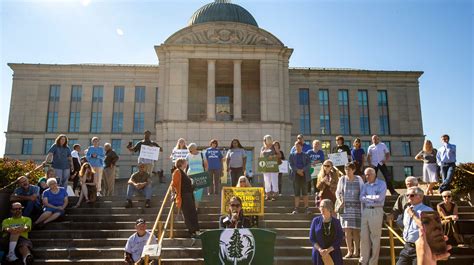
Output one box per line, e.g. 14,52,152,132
7,63,159,69
289,67,423,76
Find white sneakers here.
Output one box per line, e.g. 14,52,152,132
6,252,18,262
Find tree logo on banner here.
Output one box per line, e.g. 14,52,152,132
258,160,266,168
219,229,255,265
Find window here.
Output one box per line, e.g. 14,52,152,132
69,111,80,132
91,86,103,133
404,166,413,177
378,90,390,135
402,141,411,156
44,139,55,154
299,89,311,134
344,140,352,148
216,96,232,121
134,86,145,133
321,141,331,156
46,85,60,132
112,112,123,133
358,90,370,135
385,141,391,154
111,139,122,155
112,86,125,133
69,139,79,149
361,141,371,153
338,90,350,135
319,89,330,134
22,139,33,155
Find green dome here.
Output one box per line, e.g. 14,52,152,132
188,0,258,27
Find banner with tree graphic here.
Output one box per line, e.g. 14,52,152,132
201,228,276,265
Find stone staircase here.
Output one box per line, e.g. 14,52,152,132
31,179,474,265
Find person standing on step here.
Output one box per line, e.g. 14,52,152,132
186,143,208,210
290,134,312,154
306,139,325,195
226,139,247,187
1,202,34,264
124,218,157,265
273,141,285,196
219,196,251,229
128,130,163,177
70,144,82,195
260,135,281,201
170,138,188,175
103,143,119,197
86,137,105,197
126,163,152,208
367,135,398,195
289,141,312,214
351,138,366,177
436,134,456,193
415,140,438,196
331,135,351,175
316,160,339,206
205,139,224,195
44,134,73,189
359,167,386,265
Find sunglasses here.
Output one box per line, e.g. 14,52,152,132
443,195,451,198
406,194,417,198
239,180,246,183
230,204,241,207
323,165,331,168
12,208,22,211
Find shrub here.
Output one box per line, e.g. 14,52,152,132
0,157,45,192
451,163,474,199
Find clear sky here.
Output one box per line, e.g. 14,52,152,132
0,0,472,162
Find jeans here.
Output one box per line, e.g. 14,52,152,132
21,200,41,218
439,163,455,193
126,184,152,200
54,168,70,189
396,244,417,265
374,164,397,194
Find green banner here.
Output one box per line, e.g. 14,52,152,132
257,157,279,173
189,172,211,189
201,228,276,265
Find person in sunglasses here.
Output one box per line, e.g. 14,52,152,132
219,196,251,229
437,190,464,246
1,202,34,264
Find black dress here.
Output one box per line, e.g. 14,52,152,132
180,169,200,235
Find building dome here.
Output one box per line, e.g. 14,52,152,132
188,0,258,27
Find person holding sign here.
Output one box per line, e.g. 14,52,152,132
289,141,312,214
170,138,188,175
226,139,247,187
219,196,251,229
127,130,162,176
260,135,281,201
316,160,339,206
331,135,351,175
186,143,208,209
306,140,325,195
205,139,224,195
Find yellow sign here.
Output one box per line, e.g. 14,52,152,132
221,187,265,216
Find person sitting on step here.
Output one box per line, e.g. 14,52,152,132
34,178,68,228
73,162,97,208
1,202,34,264
124,218,157,265
126,163,152,208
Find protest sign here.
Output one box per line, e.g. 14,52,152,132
141,243,161,259
278,160,288,173
328,152,349,167
139,146,160,161
257,157,279,173
189,172,211,189
171,149,188,163
221,187,264,216
310,163,322,179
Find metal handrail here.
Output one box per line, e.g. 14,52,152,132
384,219,405,265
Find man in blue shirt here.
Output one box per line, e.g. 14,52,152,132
397,187,433,265
306,140,325,195
436,134,456,193
205,139,224,195
359,167,386,265
10,176,41,219
290,134,312,154
289,142,311,214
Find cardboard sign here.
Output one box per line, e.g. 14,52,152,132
221,187,265,216
310,163,322,179
139,146,160,161
328,152,349,167
189,171,211,189
171,149,188,163
257,157,279,173
141,243,161,258
278,160,288,173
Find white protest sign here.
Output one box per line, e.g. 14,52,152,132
139,146,160,161
328,152,349,167
311,163,322,178
279,160,288,173
141,243,161,258
172,149,188,162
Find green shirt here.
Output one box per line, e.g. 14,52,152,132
2,216,31,239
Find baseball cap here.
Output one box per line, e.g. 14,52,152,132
136,218,146,225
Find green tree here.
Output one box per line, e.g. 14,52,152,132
228,229,244,265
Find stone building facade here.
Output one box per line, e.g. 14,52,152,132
4,0,424,180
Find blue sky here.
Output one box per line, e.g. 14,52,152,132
0,0,472,162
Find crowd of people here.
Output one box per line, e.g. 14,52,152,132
1,131,464,265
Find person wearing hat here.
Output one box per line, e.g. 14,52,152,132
124,218,157,264
127,130,163,181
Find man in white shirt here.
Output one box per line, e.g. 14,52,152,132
124,218,157,264
367,135,398,195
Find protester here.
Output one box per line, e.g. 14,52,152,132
437,190,464,246
260,135,281,200
73,163,97,208
331,135,351,175
1,202,34,264
415,140,438,196
124,218,157,265
128,130,163,176
70,144,82,194
126,163,152,208
226,139,247,186
273,141,285,196
34,178,68,228
316,160,339,206
306,140,324,195
10,176,41,219
186,143,208,209
219,196,251,228
236,175,251,188
170,138,188,174
359,167,386,265
335,162,364,258
205,139,224,195
44,134,73,189
436,134,456,193
397,187,433,265
171,158,200,238
38,168,56,195
351,138,365,177
386,176,431,228
309,199,343,265
86,137,105,197
289,141,311,214
290,134,312,154
103,143,119,196
367,135,398,195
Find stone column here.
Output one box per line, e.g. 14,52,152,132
233,60,242,121
207,59,216,121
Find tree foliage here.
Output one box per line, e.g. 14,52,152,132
0,158,44,191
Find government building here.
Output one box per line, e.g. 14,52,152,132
4,0,424,180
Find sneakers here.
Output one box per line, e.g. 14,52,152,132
125,200,133,208
23,253,34,265
291,208,298,214
145,200,151,208
6,252,18,262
